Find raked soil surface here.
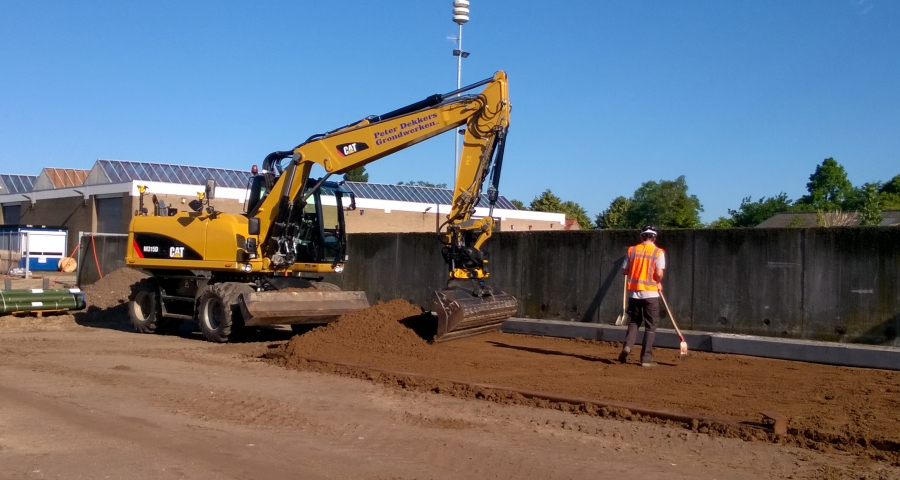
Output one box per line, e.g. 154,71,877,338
263,299,900,466
1,269,898,479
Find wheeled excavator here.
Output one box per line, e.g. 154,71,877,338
125,71,517,343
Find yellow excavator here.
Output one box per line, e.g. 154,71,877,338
125,71,517,342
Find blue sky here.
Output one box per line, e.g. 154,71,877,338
1,1,897,222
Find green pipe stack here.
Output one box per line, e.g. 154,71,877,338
0,289,87,315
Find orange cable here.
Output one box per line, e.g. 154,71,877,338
91,234,103,280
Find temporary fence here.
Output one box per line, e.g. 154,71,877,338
76,232,128,287
0,231,27,277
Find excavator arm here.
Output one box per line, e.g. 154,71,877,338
254,73,509,272
254,71,516,340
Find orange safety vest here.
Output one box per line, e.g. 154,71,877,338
626,244,664,291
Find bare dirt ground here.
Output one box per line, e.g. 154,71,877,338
0,271,898,479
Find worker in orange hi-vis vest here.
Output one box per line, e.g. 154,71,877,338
618,225,666,367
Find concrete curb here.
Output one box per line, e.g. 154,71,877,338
501,318,900,371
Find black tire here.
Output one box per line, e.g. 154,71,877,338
196,282,253,343
129,279,181,334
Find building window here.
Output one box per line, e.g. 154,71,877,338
2,203,21,225
96,196,123,233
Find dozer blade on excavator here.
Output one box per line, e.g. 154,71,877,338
432,285,518,342
240,290,370,327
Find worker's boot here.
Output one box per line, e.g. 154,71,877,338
639,330,656,365
617,346,631,364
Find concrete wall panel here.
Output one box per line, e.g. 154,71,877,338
803,228,900,344
692,229,804,337
654,230,694,329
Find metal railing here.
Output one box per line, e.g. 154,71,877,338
0,231,27,278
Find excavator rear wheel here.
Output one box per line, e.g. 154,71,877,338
129,278,180,335
197,282,253,343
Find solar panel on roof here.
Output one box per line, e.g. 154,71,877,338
91,160,248,188
0,174,37,195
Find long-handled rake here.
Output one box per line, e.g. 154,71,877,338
615,279,627,326
659,291,688,358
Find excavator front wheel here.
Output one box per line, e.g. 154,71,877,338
129,278,180,335
197,283,253,343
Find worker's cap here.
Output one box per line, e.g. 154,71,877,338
640,225,658,237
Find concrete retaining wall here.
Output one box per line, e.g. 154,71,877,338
326,228,900,346
80,227,900,346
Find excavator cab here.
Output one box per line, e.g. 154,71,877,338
292,181,348,264
239,176,366,328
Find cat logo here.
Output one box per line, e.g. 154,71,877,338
336,142,369,157
169,246,185,258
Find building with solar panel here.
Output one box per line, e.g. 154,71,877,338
1,159,569,256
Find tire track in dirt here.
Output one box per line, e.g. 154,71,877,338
0,348,330,433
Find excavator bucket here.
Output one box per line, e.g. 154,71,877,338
240,290,370,327
431,286,518,342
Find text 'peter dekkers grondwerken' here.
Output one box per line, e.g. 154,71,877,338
373,114,439,145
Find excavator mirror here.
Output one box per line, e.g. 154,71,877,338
248,217,260,235
205,179,217,200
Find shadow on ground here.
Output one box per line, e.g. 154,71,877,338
400,313,439,342
73,302,295,343
73,304,133,332
487,340,615,364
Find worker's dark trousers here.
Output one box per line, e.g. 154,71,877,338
623,297,660,364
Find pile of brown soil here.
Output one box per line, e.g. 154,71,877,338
281,299,431,362
81,268,148,309
74,268,148,327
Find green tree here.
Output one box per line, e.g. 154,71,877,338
878,174,900,209
726,193,793,227
795,158,853,211
595,196,631,229
510,199,526,210
879,174,900,195
529,190,593,230
880,192,900,210
529,190,563,212
343,166,369,182
707,217,734,228
562,201,593,230
624,175,704,228
859,183,883,226
397,180,447,188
